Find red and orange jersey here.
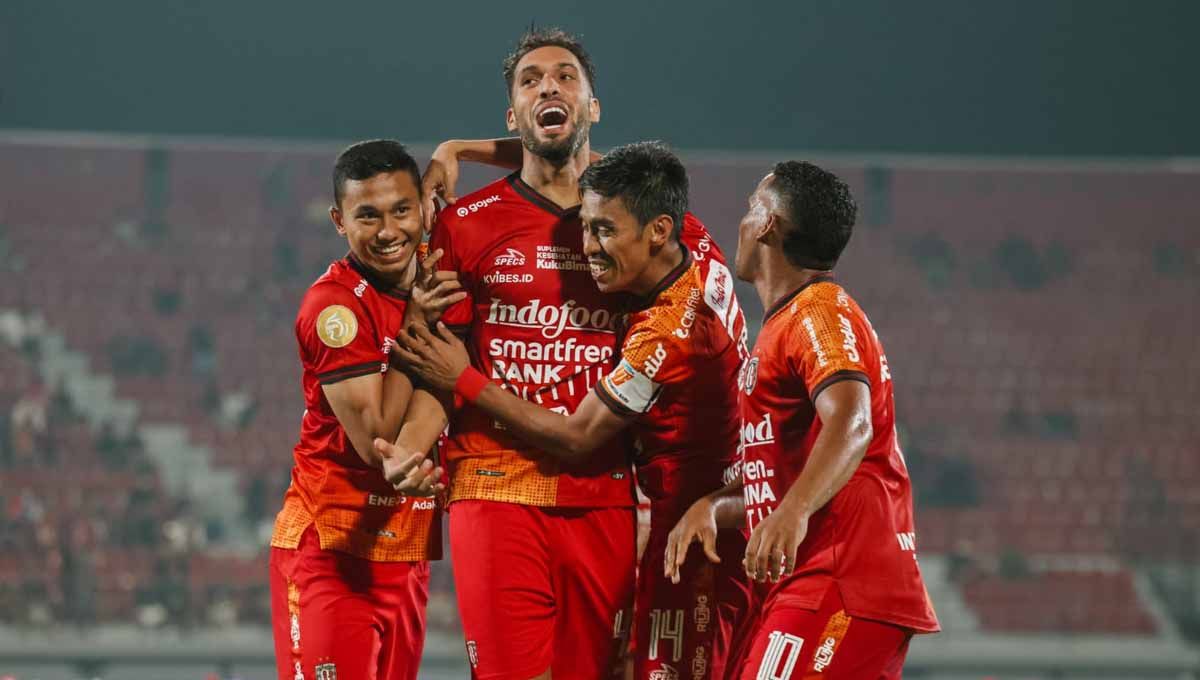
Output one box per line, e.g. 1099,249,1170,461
737,277,939,632
431,172,721,509
271,253,441,562
596,249,747,527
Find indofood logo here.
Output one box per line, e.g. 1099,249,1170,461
485,298,618,339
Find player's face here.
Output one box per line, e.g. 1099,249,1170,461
735,174,775,282
580,190,658,295
331,171,423,281
507,46,600,163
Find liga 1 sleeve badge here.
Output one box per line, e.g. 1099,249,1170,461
316,304,358,348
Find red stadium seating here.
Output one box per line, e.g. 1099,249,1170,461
2,141,1196,634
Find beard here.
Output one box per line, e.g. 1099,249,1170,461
519,111,591,164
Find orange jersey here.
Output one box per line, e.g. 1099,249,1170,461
737,277,938,632
271,253,441,562
596,252,748,527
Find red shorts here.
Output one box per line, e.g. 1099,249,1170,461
634,528,749,680
734,583,911,680
449,500,636,680
269,527,430,680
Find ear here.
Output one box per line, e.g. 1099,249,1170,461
755,212,779,246
647,214,673,248
330,205,348,236
589,96,601,123
506,107,518,133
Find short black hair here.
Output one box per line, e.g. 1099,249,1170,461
579,141,688,241
332,139,421,208
770,161,857,269
502,27,596,98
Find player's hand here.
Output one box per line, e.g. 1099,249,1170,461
375,438,446,496
664,495,722,584
420,142,462,231
743,500,809,583
394,322,470,392
407,248,466,328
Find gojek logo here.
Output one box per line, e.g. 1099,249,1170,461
456,194,501,217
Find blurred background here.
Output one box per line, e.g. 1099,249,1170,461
1,1,1198,678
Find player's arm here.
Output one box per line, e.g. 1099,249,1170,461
663,477,746,583
402,248,467,331
374,387,450,496
421,138,602,227
393,322,633,462
473,383,630,462
743,380,872,583
321,365,415,468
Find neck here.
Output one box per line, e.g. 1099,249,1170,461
753,253,829,314
394,254,419,291
518,142,592,209
353,252,418,293
631,241,685,298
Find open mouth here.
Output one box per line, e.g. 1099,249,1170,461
372,239,410,261
536,104,569,133
588,259,611,279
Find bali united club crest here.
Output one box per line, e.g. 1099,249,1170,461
741,357,760,395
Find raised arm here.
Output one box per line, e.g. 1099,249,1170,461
421,138,602,230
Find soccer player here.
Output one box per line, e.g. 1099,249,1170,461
392,142,750,680
382,30,725,680
268,140,460,680
664,162,940,679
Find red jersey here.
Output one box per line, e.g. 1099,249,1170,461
271,254,441,562
737,277,939,632
432,172,719,508
595,249,748,529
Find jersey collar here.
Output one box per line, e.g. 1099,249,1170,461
345,253,412,300
507,172,581,217
632,248,692,311
763,273,836,323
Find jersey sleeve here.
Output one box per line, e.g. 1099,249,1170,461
595,321,690,416
789,296,871,400
428,210,474,332
296,283,383,385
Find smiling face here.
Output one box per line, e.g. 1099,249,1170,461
331,170,423,282
580,189,667,295
506,45,600,163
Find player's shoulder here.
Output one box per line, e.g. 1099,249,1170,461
797,278,867,321
773,278,871,353
680,211,709,239
433,174,519,230
680,212,715,253
623,261,705,358
779,277,846,317
797,277,845,303
298,259,368,320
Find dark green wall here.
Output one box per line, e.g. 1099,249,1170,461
2,0,1196,155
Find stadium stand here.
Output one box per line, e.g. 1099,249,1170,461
2,137,1198,657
